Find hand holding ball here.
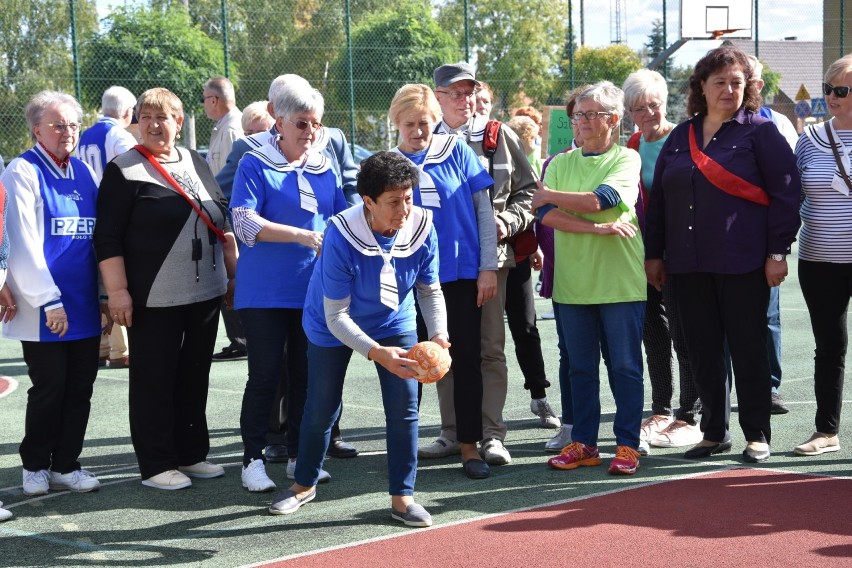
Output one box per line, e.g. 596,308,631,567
407,341,451,383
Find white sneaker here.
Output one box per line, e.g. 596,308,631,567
0,502,11,522
638,439,650,456
649,420,704,448
22,469,50,496
545,424,573,453
142,470,192,490
530,398,561,429
286,459,331,483
539,310,555,320
179,461,225,479
49,469,100,493
479,438,511,465
241,459,276,492
640,414,674,442
418,436,461,458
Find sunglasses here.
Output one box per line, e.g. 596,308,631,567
288,119,323,130
823,82,850,98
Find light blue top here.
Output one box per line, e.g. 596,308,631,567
637,134,667,193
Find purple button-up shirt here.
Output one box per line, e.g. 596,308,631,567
644,109,801,274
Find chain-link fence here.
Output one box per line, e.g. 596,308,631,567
0,0,846,162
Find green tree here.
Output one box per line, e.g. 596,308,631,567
644,18,668,76
79,5,229,112
569,45,643,87
0,0,97,157
759,61,782,100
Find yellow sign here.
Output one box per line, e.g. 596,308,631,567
795,84,811,101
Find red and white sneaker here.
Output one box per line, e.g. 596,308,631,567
547,442,601,470
608,446,640,475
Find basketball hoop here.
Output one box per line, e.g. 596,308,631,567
711,29,744,40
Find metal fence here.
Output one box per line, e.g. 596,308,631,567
0,0,845,162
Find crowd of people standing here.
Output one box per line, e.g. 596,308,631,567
2,44,851,526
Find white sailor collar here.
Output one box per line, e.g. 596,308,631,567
394,135,456,166
329,203,432,258
434,114,489,142
804,118,852,196
246,141,333,175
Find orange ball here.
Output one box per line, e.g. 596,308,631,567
408,341,451,383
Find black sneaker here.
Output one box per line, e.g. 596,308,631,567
770,392,790,415
212,344,248,360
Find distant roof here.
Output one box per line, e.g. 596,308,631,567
728,40,823,102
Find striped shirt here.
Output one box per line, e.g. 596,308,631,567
796,128,852,262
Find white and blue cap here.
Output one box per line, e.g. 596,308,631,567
433,62,481,88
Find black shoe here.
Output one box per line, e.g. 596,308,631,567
263,444,289,463
770,392,790,415
742,443,771,463
326,439,359,459
683,434,733,459
212,344,247,360
462,458,490,479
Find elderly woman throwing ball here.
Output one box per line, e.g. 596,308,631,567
269,152,447,528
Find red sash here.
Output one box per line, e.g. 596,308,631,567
688,124,770,206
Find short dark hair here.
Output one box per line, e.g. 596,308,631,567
687,45,761,116
357,151,419,202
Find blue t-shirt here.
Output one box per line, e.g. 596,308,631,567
302,220,440,347
638,135,667,193
402,138,492,283
230,152,348,308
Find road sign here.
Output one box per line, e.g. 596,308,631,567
795,100,812,118
795,84,811,101
811,97,828,117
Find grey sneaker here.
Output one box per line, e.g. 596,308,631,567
22,469,50,496
418,436,461,458
530,398,561,429
479,438,511,465
545,424,573,453
241,459,276,493
269,487,316,515
49,469,100,493
391,503,432,527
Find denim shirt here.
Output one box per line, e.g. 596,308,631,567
644,109,801,274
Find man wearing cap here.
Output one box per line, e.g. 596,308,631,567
418,62,537,466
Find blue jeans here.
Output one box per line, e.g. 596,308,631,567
239,308,308,465
296,332,419,496
552,301,574,425
555,301,645,448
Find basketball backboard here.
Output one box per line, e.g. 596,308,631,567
680,1,753,40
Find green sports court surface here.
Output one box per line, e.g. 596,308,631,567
1,245,851,567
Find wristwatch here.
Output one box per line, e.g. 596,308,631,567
767,253,786,262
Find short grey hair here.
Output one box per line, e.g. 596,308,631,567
241,100,274,132
25,90,82,142
203,76,236,103
268,74,312,105
622,69,668,110
576,81,624,127
101,85,136,119
272,82,324,121
746,55,764,81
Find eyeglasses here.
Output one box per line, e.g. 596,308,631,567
199,94,216,103
436,89,478,101
288,119,323,130
43,122,82,133
570,111,612,122
823,82,850,98
630,102,662,115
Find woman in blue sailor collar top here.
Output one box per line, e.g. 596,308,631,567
230,81,348,492
269,152,447,527
388,84,498,480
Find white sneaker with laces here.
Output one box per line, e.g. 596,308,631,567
241,459,276,492
49,469,100,492
480,438,511,465
142,469,192,490
545,424,573,453
417,436,461,458
640,414,674,442
179,461,225,479
22,469,50,496
530,398,561,429
0,502,11,522
649,420,703,448
286,459,331,483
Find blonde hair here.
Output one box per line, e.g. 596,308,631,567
389,84,441,127
241,100,274,133
135,88,184,121
825,54,852,85
507,115,538,146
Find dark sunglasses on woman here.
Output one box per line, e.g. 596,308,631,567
823,82,850,98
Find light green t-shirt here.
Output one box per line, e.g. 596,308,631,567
527,150,544,179
542,144,646,305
